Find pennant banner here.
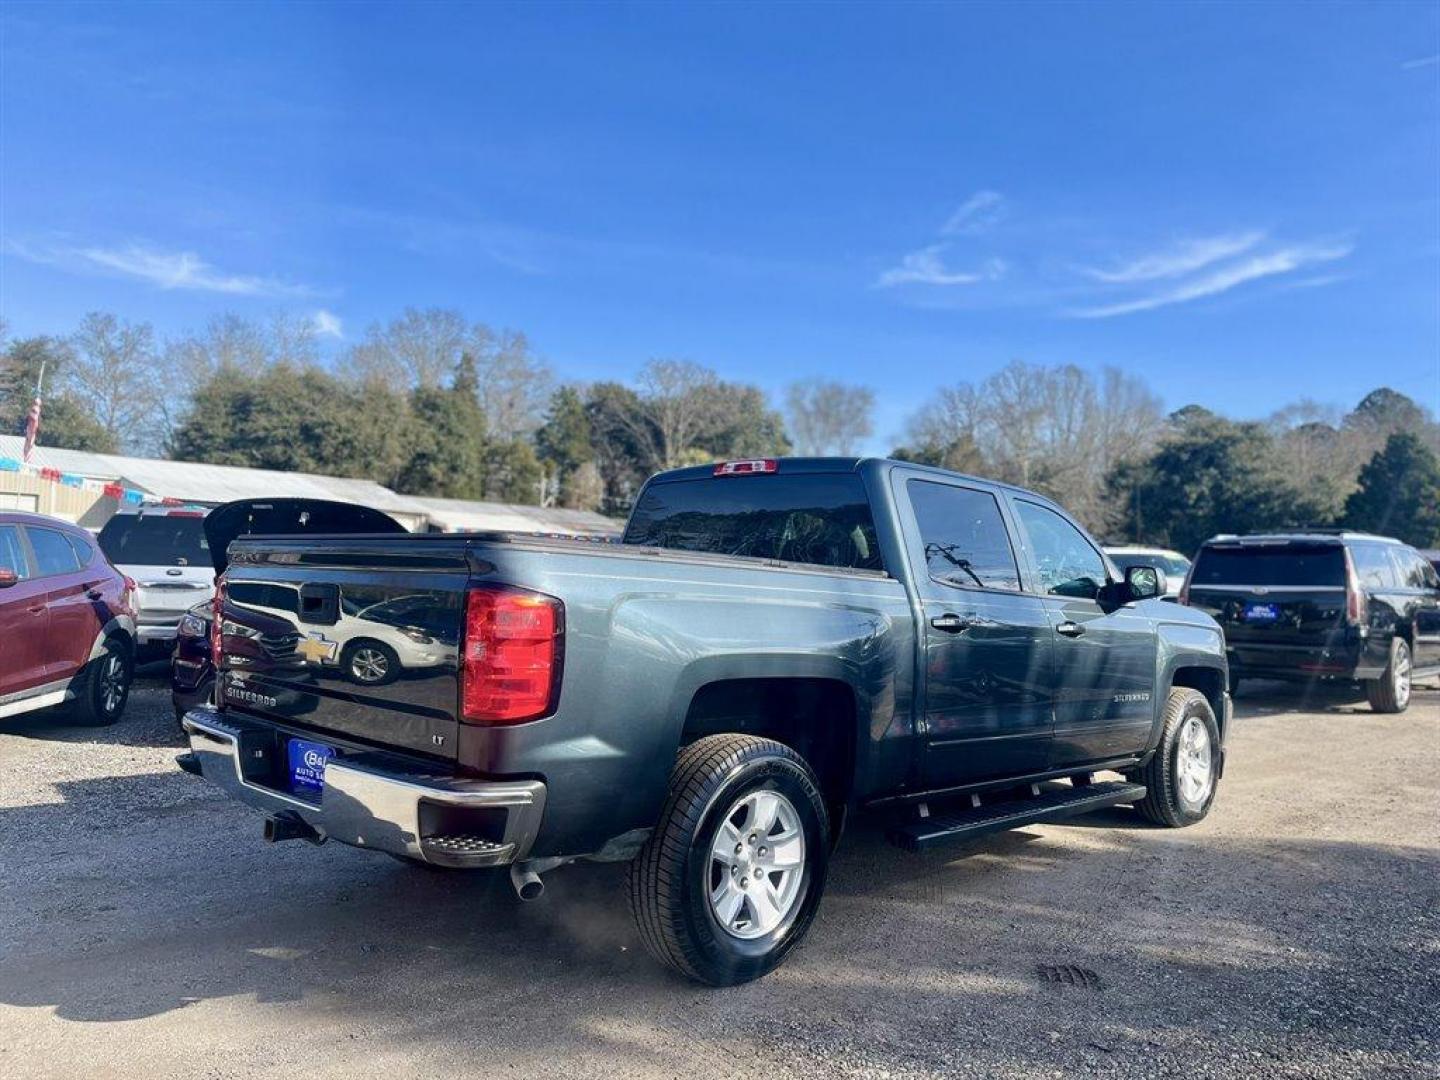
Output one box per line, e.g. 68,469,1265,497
0,456,200,510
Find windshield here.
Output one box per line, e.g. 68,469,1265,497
98,514,209,567
624,474,883,572
1191,544,1346,587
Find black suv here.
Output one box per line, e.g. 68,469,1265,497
1182,531,1440,712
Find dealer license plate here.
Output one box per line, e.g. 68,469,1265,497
288,738,334,797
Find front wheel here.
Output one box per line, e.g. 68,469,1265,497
343,640,400,686
1127,687,1220,827
1366,638,1412,714
628,734,829,986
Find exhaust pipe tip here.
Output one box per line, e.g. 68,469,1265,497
510,864,544,901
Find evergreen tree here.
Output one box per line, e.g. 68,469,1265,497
1343,433,1440,546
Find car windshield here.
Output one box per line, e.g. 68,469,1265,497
623,473,884,572
1190,544,1346,587
97,514,209,567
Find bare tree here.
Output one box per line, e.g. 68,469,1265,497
901,361,1163,531
68,312,163,454
609,359,721,471
785,378,875,455
473,329,552,441
346,307,470,390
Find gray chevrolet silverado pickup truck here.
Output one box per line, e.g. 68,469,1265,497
179,457,1230,985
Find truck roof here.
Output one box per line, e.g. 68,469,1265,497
647,456,1052,503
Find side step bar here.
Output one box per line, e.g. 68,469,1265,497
887,781,1147,852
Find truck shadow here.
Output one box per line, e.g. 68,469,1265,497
1,762,1435,1077
0,679,183,750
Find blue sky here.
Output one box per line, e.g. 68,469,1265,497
2,1,1437,450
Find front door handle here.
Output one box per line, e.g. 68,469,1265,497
86,589,103,600
931,612,987,634
1055,620,1085,638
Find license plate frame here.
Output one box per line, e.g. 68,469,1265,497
287,737,334,798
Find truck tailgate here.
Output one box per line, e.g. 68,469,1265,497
217,541,469,759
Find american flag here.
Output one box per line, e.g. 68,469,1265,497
21,366,43,462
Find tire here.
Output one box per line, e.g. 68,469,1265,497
1127,687,1220,828
1366,638,1412,714
342,640,400,686
65,637,133,727
627,734,830,986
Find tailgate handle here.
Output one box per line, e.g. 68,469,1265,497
297,582,341,625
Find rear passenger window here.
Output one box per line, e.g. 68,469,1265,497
1397,548,1434,589
1351,545,1399,590
68,535,94,567
1014,501,1108,600
27,527,81,576
908,481,1020,590
0,525,30,579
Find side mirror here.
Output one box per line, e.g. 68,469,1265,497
0,568,18,588
1125,564,1165,601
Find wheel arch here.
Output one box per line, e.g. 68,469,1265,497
1170,665,1226,737
679,676,859,842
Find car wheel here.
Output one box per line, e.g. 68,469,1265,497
66,638,133,727
343,641,400,686
1127,687,1220,828
628,734,829,986
1366,638,1412,714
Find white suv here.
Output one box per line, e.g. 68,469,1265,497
97,508,214,648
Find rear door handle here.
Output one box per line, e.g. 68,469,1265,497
1055,620,1085,638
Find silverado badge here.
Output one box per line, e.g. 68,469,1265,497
297,633,339,665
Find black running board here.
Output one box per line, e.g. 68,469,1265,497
887,781,1147,852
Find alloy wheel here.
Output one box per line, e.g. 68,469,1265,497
352,648,389,683
707,789,806,940
1175,714,1213,807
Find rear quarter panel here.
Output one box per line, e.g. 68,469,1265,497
462,544,915,858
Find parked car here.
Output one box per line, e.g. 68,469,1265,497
169,498,407,725
0,510,136,725
97,507,214,653
1182,530,1440,711
178,458,1231,985
1103,545,1190,600
1423,550,1440,577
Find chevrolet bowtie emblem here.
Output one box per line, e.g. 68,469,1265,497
297,634,338,664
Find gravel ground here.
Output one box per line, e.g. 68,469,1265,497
1,666,1437,1079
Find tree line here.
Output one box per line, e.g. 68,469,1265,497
1,309,1437,547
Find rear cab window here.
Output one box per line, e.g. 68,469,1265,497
98,513,209,567
1191,543,1346,587
908,480,1020,590
623,472,883,572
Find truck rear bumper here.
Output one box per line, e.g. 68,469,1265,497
181,708,546,868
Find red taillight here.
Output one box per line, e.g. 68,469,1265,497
1343,548,1366,626
460,585,563,725
1177,569,1192,606
713,459,778,476
210,578,225,668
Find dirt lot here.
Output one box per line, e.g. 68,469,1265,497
1,668,1436,1080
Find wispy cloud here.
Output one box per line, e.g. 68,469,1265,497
7,239,315,297
941,190,1006,236
876,246,1005,288
1401,54,1440,70
1069,241,1352,318
1081,231,1265,283
311,309,343,338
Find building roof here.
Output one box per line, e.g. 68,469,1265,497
405,495,621,535
0,435,432,521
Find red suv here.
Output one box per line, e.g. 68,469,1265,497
0,511,137,726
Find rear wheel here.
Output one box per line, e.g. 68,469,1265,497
1127,687,1219,828
65,638,133,727
1366,638,1412,714
628,734,829,986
